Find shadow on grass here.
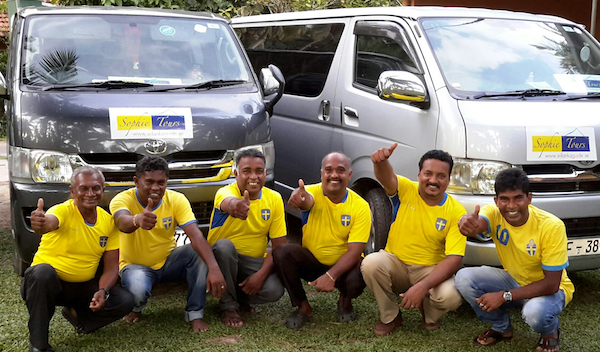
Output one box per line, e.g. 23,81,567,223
1,229,600,351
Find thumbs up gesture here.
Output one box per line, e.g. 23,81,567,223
459,205,481,237
30,198,46,233
371,142,398,163
136,198,158,230
231,190,251,220
288,179,309,208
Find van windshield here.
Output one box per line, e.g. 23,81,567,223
21,14,249,88
421,17,600,99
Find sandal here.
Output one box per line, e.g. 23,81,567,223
474,329,513,346
285,310,312,330
536,328,560,352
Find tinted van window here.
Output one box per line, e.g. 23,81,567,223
236,23,344,97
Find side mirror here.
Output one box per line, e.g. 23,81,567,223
260,64,285,115
377,71,428,109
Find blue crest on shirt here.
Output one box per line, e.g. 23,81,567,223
99,236,108,247
163,216,173,229
526,239,537,256
341,215,351,227
261,209,270,221
435,218,447,231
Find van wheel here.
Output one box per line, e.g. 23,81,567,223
13,247,28,277
364,187,392,256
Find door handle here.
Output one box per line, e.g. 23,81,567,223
318,100,330,121
343,106,358,118
343,106,359,127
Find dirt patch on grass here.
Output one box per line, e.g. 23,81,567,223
205,334,243,345
0,183,10,231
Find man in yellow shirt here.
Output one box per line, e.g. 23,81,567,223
21,167,134,352
208,149,286,327
361,144,466,335
273,152,371,330
456,168,573,352
110,156,225,332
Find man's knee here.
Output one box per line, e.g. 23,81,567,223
272,242,296,264
212,239,236,259
261,278,285,303
430,281,463,311
454,267,477,292
361,251,390,280
522,298,557,333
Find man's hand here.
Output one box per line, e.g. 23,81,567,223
239,272,267,296
371,142,398,163
308,273,335,293
476,291,505,312
89,290,106,312
459,205,481,237
206,268,227,299
137,198,157,230
400,282,429,310
30,198,46,233
231,191,251,220
288,179,308,208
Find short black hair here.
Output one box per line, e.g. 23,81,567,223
494,168,529,195
136,156,169,178
234,148,266,167
418,150,453,173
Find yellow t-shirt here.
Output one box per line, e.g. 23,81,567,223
385,175,467,266
110,188,197,271
301,184,371,266
31,199,119,282
480,204,574,305
207,183,286,258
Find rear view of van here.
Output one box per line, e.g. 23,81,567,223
4,6,283,275
232,7,600,271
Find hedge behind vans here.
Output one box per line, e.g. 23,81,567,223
3,6,283,275
233,7,600,270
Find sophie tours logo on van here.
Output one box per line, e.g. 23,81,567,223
526,127,597,161
109,107,193,139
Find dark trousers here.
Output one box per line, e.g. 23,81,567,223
272,243,365,307
21,263,135,350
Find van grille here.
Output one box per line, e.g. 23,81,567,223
564,217,600,237
78,151,227,164
102,169,221,183
522,164,600,193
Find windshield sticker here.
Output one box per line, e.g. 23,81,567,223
207,23,220,29
110,107,193,139
580,75,600,93
526,127,597,161
159,25,176,36
107,76,182,85
554,74,588,94
194,24,207,33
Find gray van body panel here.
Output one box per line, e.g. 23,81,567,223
233,7,600,271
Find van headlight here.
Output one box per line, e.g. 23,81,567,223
231,141,275,175
449,158,511,195
9,147,73,183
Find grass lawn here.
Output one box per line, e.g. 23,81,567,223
1,229,599,351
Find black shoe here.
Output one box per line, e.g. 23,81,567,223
29,343,55,352
61,306,86,334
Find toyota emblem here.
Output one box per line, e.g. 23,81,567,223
145,140,167,154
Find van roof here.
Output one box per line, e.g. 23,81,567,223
231,6,575,26
18,5,227,22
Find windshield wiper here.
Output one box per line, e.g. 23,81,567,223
41,80,154,91
564,92,600,100
148,80,246,92
472,89,566,99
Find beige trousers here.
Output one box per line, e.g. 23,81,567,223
361,250,462,324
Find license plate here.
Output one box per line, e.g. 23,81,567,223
567,238,600,256
174,229,191,247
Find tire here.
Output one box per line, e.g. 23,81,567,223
13,247,29,277
363,187,392,256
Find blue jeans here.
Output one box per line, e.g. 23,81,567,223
120,244,208,322
455,266,565,335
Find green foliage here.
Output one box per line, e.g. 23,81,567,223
57,0,249,15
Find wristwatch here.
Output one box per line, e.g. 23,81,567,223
99,287,110,300
503,291,512,302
